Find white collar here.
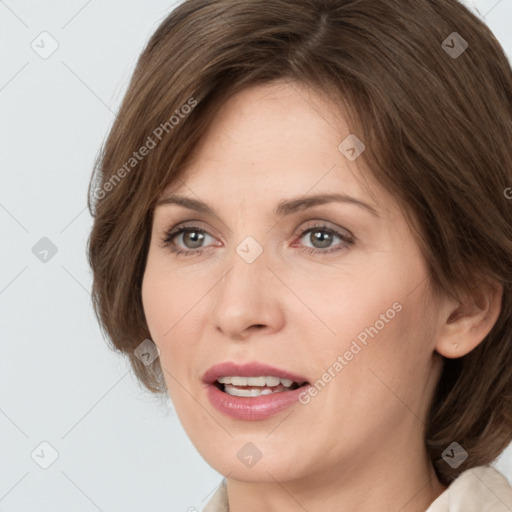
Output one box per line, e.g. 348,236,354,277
426,465,512,511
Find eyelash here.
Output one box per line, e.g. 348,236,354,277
160,221,354,258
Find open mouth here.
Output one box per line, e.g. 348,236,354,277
213,376,310,397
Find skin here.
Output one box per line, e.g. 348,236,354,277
141,80,502,512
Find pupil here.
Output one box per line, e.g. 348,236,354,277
312,230,332,248
185,230,204,249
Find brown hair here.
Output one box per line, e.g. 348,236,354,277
87,0,512,484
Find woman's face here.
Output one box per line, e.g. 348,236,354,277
142,81,445,483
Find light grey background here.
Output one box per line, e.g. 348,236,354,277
1,1,511,511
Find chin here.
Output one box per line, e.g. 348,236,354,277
196,441,308,483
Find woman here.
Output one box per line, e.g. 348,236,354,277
87,0,512,510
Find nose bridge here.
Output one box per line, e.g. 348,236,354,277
217,233,268,310
211,233,283,339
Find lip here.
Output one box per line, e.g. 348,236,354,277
202,361,311,421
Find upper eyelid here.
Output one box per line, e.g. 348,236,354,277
299,220,353,237
163,220,218,239
163,218,349,234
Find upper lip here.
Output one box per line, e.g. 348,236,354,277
202,361,309,385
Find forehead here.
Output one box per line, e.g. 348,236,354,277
161,81,389,214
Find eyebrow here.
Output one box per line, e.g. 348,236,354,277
155,192,379,218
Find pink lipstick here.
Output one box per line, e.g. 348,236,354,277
202,361,311,421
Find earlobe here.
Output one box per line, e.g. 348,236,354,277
435,280,503,359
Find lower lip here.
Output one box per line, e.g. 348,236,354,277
205,383,311,420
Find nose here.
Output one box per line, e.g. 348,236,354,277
211,244,285,341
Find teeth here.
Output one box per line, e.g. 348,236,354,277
224,385,279,397
217,376,296,387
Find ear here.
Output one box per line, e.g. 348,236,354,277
435,279,503,359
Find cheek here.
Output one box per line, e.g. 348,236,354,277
142,251,192,337
141,264,167,340
310,258,434,389
141,256,207,374
330,288,437,417
299,289,436,454
141,265,194,406
141,254,181,365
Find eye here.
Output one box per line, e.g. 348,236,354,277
293,221,354,255
160,220,354,258
160,224,218,257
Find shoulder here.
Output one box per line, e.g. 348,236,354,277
427,465,512,512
